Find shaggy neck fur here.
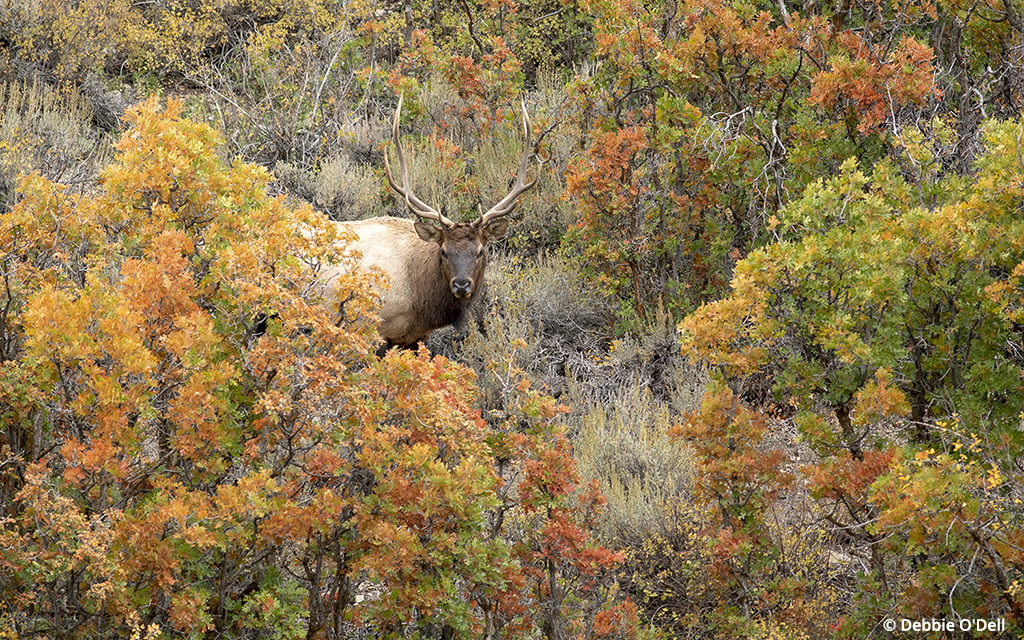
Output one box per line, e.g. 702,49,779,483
407,244,474,331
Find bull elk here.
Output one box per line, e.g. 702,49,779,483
325,96,543,354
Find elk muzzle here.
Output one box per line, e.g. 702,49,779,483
450,277,473,298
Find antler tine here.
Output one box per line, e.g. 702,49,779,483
478,98,545,226
384,93,456,228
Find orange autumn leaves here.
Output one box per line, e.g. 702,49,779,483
0,98,641,639
564,0,943,329
810,33,941,135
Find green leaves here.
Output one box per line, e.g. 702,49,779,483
679,116,1024,635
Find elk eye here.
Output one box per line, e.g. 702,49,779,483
440,248,448,258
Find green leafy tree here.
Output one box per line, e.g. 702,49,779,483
680,119,1024,635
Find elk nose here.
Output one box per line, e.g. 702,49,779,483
451,278,472,298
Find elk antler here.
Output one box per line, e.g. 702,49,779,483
477,98,545,227
384,94,456,228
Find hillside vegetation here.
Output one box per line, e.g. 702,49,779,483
1,0,1023,638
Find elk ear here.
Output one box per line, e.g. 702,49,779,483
414,221,444,243
479,217,509,242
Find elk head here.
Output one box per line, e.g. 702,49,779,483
384,95,542,299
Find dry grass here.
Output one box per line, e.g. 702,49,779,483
0,78,110,207
274,156,387,221
571,385,697,539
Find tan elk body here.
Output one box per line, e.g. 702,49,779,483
323,96,541,353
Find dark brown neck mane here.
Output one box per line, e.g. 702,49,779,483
407,245,474,332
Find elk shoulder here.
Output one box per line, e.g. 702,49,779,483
327,217,467,348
